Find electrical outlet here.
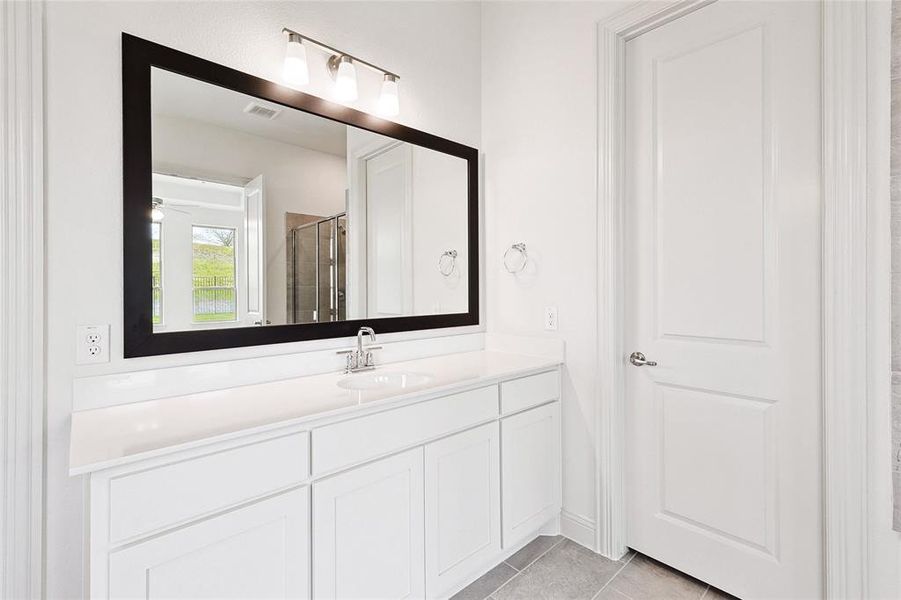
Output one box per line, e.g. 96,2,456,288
76,324,110,365
544,306,558,331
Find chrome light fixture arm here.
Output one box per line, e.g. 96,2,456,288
281,28,400,80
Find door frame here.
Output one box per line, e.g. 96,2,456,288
0,1,44,598
594,1,875,597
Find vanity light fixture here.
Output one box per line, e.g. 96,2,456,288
378,74,400,117
282,32,310,86
281,27,400,114
330,55,359,102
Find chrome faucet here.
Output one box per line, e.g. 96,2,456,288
337,327,382,373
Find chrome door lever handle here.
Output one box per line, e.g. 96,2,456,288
629,351,657,367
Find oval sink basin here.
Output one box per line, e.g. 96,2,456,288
337,371,432,391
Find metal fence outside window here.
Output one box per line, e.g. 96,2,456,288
192,276,236,320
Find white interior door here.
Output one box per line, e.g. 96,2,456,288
244,174,265,325
366,144,413,318
624,2,821,599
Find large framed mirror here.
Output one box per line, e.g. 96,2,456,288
123,34,478,357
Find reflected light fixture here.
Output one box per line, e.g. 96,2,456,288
151,198,165,221
282,32,309,86
281,27,400,116
378,74,400,117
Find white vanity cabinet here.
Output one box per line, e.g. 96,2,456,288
499,371,563,549
424,422,501,598
312,448,426,600
80,362,562,600
108,486,310,600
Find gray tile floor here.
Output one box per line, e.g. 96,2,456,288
451,536,739,600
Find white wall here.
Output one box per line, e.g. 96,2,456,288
44,2,480,597
481,1,627,544
153,114,347,325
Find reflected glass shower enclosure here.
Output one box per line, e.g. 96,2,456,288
290,213,347,324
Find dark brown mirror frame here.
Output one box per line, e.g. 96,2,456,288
122,33,479,358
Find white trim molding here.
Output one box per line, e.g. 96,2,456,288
595,0,871,595
822,1,869,598
0,1,45,599
560,510,596,551
594,0,714,561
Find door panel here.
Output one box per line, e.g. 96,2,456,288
624,1,821,598
658,385,774,550
655,25,767,343
366,144,413,318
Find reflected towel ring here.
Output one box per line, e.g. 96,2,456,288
503,243,528,274
438,249,458,276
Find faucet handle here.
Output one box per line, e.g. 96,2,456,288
338,351,358,373
363,347,384,367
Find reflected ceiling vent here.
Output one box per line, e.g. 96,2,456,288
243,102,281,120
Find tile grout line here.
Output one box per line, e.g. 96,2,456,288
589,550,638,600
479,568,519,600
517,536,566,571
487,537,567,599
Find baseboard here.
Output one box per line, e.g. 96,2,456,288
560,510,596,551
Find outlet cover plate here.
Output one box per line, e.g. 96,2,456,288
76,324,110,365
544,306,558,331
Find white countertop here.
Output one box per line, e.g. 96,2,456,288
69,350,561,475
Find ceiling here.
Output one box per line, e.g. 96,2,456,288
151,67,347,157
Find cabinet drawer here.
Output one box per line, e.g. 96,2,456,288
312,386,498,475
500,370,560,414
108,432,309,544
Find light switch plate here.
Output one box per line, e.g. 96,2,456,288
76,324,110,364
544,306,558,331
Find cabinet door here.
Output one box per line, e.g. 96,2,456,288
424,423,500,598
108,486,310,599
312,447,425,600
501,402,562,549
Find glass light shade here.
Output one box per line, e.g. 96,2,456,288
283,36,309,86
334,58,358,102
151,206,165,221
378,75,400,117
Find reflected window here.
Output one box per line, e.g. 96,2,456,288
192,225,237,322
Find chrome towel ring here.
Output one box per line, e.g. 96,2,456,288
503,243,528,274
438,249,458,277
